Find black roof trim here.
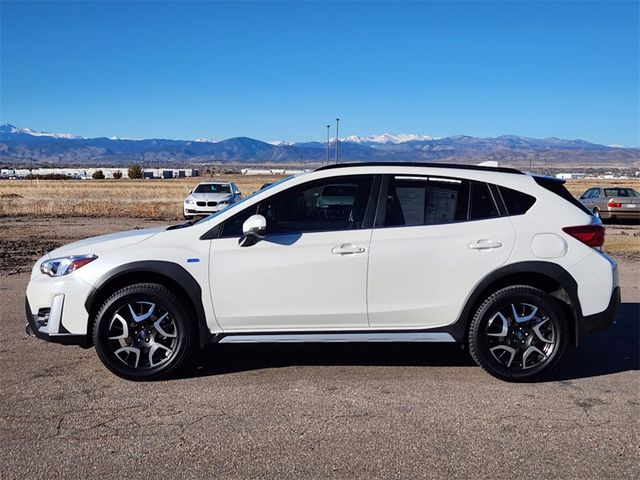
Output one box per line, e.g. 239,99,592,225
315,162,524,175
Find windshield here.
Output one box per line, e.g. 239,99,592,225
194,183,231,194
194,175,296,225
603,188,639,198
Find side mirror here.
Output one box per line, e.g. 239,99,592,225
189,189,193,194
239,214,267,247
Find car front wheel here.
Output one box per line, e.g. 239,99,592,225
93,283,196,380
468,285,567,381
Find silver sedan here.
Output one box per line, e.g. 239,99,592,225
579,186,640,221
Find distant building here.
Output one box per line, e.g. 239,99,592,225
556,172,587,179
0,167,199,179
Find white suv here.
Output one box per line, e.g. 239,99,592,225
183,181,242,218
25,163,620,381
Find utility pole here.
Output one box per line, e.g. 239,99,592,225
325,125,330,166
335,118,340,164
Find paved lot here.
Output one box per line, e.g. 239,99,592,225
1,219,638,479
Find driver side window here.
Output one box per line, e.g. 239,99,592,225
219,175,375,237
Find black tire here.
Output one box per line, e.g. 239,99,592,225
468,285,568,381
93,283,196,381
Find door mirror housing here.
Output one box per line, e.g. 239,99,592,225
239,214,267,247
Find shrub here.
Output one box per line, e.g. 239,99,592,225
128,164,143,179
92,170,105,180
112,171,123,179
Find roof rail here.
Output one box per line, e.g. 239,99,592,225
314,162,524,175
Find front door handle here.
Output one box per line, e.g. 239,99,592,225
468,240,503,250
332,244,366,255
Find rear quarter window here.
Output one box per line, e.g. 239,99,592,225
497,186,536,216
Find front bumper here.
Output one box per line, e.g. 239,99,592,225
25,296,88,346
184,204,228,215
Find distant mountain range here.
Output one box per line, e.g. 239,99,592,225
1,123,638,167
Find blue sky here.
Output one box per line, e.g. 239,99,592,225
1,1,638,146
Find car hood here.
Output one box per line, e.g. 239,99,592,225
187,193,233,201
45,227,165,259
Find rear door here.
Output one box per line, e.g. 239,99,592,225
367,175,516,329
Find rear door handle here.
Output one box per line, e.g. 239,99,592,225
468,240,503,250
332,244,366,255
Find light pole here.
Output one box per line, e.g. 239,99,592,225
335,118,340,164
325,125,330,166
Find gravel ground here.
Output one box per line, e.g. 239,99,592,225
1,218,638,479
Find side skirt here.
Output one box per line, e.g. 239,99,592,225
217,332,456,344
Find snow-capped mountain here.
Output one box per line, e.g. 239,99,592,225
267,140,291,146
0,123,637,166
0,123,83,140
343,133,439,144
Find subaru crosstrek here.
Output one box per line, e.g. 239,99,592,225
25,163,620,381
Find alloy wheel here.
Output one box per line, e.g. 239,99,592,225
106,301,179,369
485,302,556,370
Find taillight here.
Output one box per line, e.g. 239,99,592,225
562,225,605,248
608,199,622,208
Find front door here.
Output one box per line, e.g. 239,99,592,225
209,174,377,331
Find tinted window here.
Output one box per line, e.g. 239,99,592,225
604,188,639,197
219,175,374,237
194,183,231,194
470,182,499,220
498,186,536,216
579,189,593,199
384,177,470,227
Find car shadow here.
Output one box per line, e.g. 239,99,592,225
181,302,639,381
550,302,639,381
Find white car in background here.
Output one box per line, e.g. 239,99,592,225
183,181,242,219
25,163,619,382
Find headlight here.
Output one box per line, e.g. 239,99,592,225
219,200,231,205
185,198,195,205
40,254,98,277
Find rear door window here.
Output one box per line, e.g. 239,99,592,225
470,182,499,220
383,176,500,227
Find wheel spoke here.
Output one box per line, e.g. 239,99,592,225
128,302,156,323
153,312,176,338
114,346,140,368
487,312,509,337
522,345,546,369
108,313,129,340
490,345,516,367
511,303,539,324
148,344,172,367
532,318,554,344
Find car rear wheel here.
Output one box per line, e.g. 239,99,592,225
468,285,567,381
93,283,196,380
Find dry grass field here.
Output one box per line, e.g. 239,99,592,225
0,174,285,220
563,178,640,197
1,174,638,221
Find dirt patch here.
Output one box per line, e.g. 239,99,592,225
0,238,61,274
0,216,169,275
